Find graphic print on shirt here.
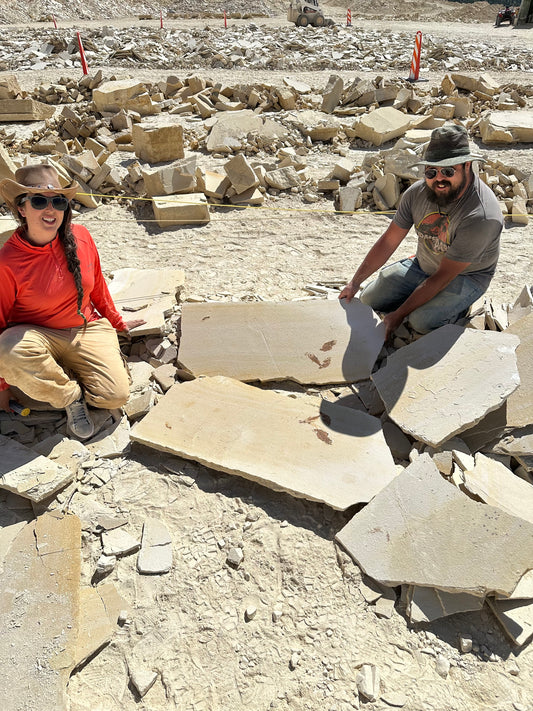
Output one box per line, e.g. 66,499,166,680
415,212,451,255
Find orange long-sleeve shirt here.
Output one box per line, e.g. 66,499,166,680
0,224,127,391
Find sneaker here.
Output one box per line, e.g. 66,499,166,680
65,397,94,440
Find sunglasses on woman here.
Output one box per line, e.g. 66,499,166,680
21,194,70,211
424,166,457,180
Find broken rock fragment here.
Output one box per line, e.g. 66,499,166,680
336,454,533,597
137,517,173,574
462,453,533,525
372,325,520,446
131,376,397,511
0,434,75,502
108,266,184,337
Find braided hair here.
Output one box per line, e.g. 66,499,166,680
15,197,86,326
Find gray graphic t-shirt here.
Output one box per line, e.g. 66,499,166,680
393,175,503,288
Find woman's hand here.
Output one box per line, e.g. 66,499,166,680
122,319,147,333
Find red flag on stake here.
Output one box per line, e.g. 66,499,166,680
160,10,163,29
52,15,58,29
76,32,89,75
224,10,227,29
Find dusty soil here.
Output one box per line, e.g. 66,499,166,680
2,4,533,711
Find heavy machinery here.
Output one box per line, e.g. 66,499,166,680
287,0,334,27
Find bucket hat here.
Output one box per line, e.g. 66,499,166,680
0,164,80,214
418,125,485,167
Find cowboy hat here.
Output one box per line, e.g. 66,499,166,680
0,164,80,214
417,124,485,167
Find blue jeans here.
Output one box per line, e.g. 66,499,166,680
359,257,486,334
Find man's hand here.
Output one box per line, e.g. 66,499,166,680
382,311,404,342
0,388,14,413
339,282,360,303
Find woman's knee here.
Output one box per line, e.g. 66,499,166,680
84,369,130,409
0,327,28,360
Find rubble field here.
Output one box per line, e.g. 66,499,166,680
1,7,533,711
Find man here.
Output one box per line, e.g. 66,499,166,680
339,125,503,340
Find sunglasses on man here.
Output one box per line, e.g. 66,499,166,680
20,194,70,211
424,166,458,180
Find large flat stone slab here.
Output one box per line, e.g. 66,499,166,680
108,267,184,337
335,454,533,596
131,376,397,510
505,312,533,428
0,434,75,502
178,299,385,385
0,512,81,711
462,453,533,525
371,325,520,446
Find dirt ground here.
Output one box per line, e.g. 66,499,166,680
2,4,533,711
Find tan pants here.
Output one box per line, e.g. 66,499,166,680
0,318,130,410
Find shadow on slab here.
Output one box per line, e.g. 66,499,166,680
324,319,464,437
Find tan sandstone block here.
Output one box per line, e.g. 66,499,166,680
130,376,398,511
152,193,209,227
132,121,184,163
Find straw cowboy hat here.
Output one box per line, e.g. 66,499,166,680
0,164,80,214
417,125,485,167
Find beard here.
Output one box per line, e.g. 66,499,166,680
424,168,468,208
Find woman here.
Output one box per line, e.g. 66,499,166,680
0,164,143,440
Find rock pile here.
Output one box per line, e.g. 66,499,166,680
0,23,531,74
1,68,531,224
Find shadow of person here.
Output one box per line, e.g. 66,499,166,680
322,314,465,444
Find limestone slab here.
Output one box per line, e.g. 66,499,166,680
407,585,485,623
479,110,533,144
137,518,173,574
93,79,146,112
0,98,55,121
178,298,384,385
372,325,520,446
335,454,533,596
0,512,81,710
152,192,210,227
73,583,129,669
352,107,413,146
141,160,196,197
505,312,533,428
131,376,397,511
102,527,141,556
496,570,533,601
488,598,533,646
0,434,75,502
206,110,288,152
462,453,533,525
132,120,184,163
108,267,184,337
